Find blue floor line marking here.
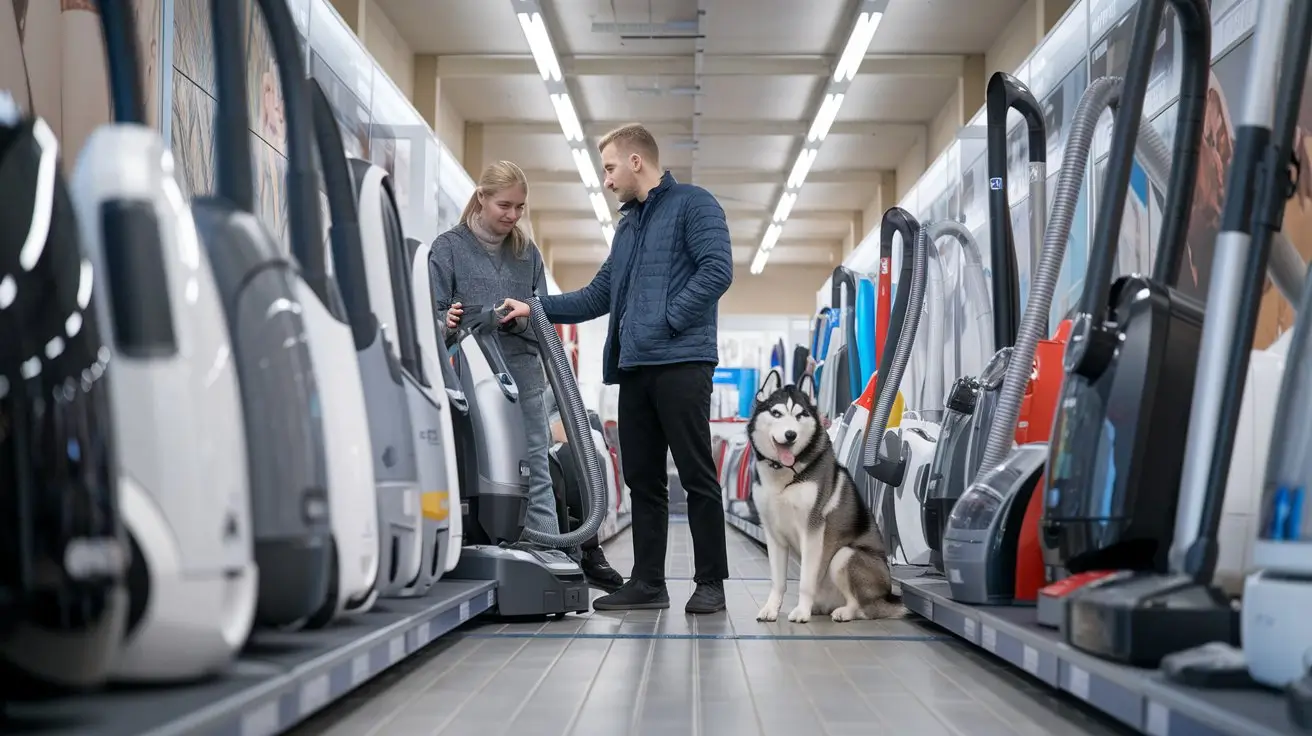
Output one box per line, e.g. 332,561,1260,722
454,631,952,642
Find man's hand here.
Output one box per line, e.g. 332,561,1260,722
445,302,463,330
499,298,530,324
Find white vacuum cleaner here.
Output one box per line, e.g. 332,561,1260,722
68,0,255,681
351,161,453,597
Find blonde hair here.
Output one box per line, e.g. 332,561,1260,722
461,160,531,258
598,123,660,167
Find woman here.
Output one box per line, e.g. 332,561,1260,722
428,161,622,591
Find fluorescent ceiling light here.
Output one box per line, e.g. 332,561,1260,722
517,12,561,81
753,1,884,275
550,93,584,142
515,5,612,248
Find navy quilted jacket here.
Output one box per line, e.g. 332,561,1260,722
539,172,733,384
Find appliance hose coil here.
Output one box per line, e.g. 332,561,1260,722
861,224,929,466
978,76,1176,472
519,298,608,548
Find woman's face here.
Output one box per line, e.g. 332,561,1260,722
478,184,528,235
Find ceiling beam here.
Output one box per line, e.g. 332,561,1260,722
435,53,965,79
481,119,923,138
532,209,849,226
522,168,889,186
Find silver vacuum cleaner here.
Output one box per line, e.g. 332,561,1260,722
446,302,609,617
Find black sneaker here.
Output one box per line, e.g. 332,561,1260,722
593,579,670,611
685,580,726,614
581,547,624,593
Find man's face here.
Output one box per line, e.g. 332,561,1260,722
601,143,640,203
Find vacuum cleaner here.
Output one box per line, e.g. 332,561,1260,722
860,208,940,566
251,0,382,629
866,216,980,566
359,175,456,599
445,300,609,617
404,234,468,577
941,77,1176,607
818,268,857,420
195,0,333,628
349,162,426,596
1068,0,1311,668
1040,0,1210,584
0,84,128,694
69,0,256,682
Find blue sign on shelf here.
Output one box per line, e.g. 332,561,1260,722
989,177,1004,190
713,367,760,418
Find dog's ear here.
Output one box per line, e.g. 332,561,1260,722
757,369,783,402
799,373,818,403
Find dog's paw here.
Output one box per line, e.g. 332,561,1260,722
787,604,811,623
830,605,859,623
756,603,780,622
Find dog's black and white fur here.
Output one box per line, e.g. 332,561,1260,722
749,370,906,623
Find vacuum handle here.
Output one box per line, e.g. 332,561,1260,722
1080,0,1211,323
97,0,146,126
831,266,857,308
985,71,1046,350
459,306,518,402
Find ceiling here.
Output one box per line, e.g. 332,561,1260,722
375,0,1026,272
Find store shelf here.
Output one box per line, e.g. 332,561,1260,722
899,575,1303,736
8,579,497,736
726,512,765,544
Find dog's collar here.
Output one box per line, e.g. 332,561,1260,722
763,459,791,471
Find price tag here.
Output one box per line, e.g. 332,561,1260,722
1022,645,1039,675
299,673,330,715
459,601,471,621
1145,701,1170,736
963,618,977,640
389,636,405,664
981,625,997,652
1068,665,1091,700
418,622,430,644
351,654,369,686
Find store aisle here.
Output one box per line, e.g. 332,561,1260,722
290,521,1134,736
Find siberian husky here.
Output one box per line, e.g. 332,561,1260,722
749,370,906,623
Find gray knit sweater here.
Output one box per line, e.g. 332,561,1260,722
428,223,548,389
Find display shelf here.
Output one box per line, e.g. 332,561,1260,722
726,511,765,544
899,575,1302,736
7,580,497,736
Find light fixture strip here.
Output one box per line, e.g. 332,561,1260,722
751,0,887,275
514,0,614,248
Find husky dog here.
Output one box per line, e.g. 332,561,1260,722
749,370,906,623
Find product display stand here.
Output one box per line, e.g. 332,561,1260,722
6,580,496,736
722,523,1306,735
898,575,1302,736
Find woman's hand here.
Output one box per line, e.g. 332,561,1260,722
445,302,463,330
498,298,530,324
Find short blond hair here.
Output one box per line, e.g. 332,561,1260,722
598,123,660,167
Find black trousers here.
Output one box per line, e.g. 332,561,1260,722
618,362,728,584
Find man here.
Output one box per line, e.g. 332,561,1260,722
499,123,734,614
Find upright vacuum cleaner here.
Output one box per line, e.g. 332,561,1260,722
70,0,256,681
1040,0,1210,590
1070,0,1312,668
941,77,1175,607
444,301,611,617
198,0,334,628
0,59,128,697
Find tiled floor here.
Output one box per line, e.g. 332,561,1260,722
292,519,1135,736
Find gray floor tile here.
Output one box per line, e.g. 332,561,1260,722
290,518,1135,736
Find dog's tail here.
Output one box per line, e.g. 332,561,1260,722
868,595,910,620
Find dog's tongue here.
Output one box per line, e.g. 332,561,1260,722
777,445,796,466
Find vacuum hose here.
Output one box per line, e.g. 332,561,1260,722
977,76,1176,473
862,219,929,467
517,298,608,549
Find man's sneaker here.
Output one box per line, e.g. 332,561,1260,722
581,547,624,592
685,580,726,614
593,579,670,611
